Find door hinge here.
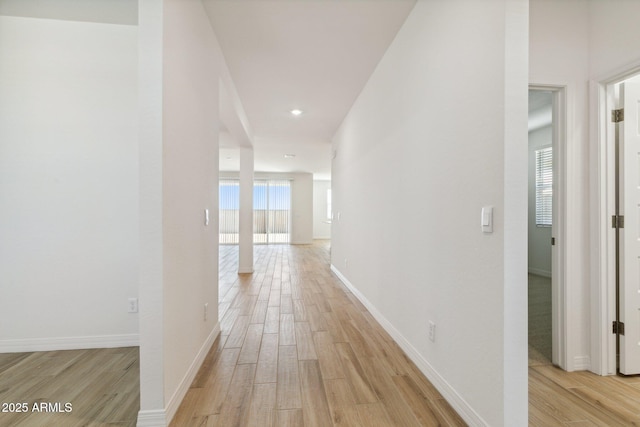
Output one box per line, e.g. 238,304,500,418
612,215,625,228
551,237,556,246
612,108,625,123
613,320,625,335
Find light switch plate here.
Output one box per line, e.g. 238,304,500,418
481,206,493,233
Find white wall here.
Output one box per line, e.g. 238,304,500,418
290,173,314,244
0,16,138,350
160,0,233,421
331,1,528,425
588,0,640,79
528,126,552,277
138,0,253,423
313,180,331,239
529,0,591,371
219,171,314,245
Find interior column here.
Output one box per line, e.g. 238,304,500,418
238,146,254,273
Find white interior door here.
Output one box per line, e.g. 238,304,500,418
620,81,640,374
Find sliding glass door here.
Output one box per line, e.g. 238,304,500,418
254,180,291,244
219,179,291,245
219,179,239,244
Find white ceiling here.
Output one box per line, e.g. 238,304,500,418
0,0,137,25
204,0,417,180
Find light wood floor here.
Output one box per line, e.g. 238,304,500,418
528,273,640,426
0,346,139,426
528,274,552,367
4,247,640,426
171,242,467,426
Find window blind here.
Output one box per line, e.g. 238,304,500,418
219,179,239,244
535,147,552,227
254,180,291,244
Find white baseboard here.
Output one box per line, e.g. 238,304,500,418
330,265,489,427
573,355,591,371
137,409,167,427
0,334,139,353
165,322,221,425
528,267,551,278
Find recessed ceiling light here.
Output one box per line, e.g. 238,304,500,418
290,109,303,116
284,154,296,159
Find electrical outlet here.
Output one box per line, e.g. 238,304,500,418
204,303,208,321
128,298,138,313
344,258,348,268
428,321,436,342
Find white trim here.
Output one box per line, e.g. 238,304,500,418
136,410,167,427
528,268,552,278
573,355,591,371
330,265,489,427
165,323,220,425
0,334,139,353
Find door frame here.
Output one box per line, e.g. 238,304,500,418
529,84,567,369
593,63,640,375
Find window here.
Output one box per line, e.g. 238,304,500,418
535,147,552,227
219,179,291,244
254,180,291,244
219,179,240,244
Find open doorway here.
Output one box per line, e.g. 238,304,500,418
528,90,554,366
528,85,568,370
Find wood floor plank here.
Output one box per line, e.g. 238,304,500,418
255,333,279,384
276,345,302,410
170,388,204,426
247,382,276,427
334,342,377,404
191,335,226,388
225,315,251,348
355,402,395,427
306,303,329,332
391,374,445,426
264,306,280,334
215,363,256,427
294,322,318,361
275,409,304,427
279,313,296,346
250,299,269,324
238,324,264,365
324,379,362,427
432,398,468,427
358,357,421,427
281,294,294,314
268,287,281,308
194,348,241,416
330,407,364,427
313,331,345,380
299,360,333,427
324,311,349,343
293,299,307,322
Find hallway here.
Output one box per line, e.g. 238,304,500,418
171,242,466,426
